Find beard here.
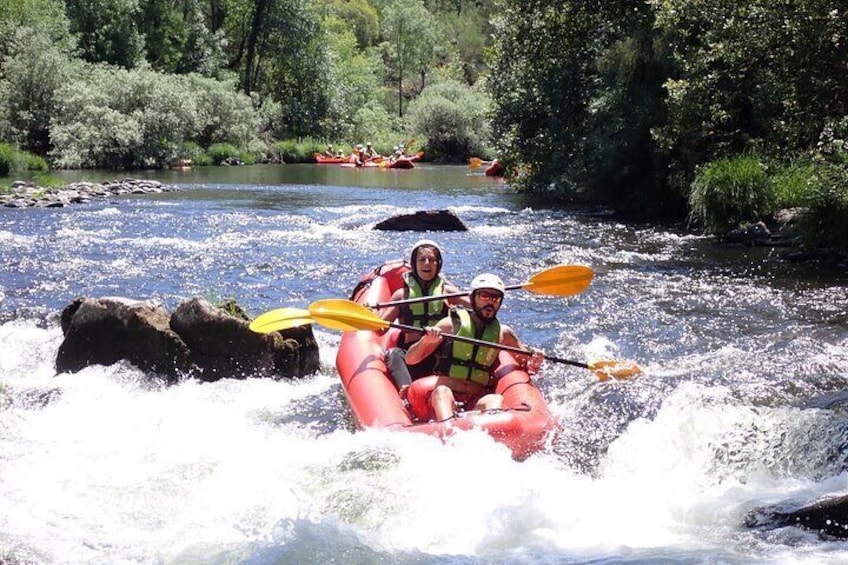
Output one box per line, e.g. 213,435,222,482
473,303,498,324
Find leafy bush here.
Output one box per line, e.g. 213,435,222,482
207,143,240,164
0,143,47,177
689,155,775,233
800,162,848,250
50,65,261,169
406,80,491,161
0,143,14,177
0,26,81,154
771,162,816,208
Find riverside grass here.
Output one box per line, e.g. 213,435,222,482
690,154,848,251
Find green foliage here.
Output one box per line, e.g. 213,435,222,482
0,0,72,60
322,0,380,48
406,80,490,161
380,0,444,117
651,0,848,185
206,143,234,164
321,20,385,140
350,101,397,144
275,138,325,163
65,0,145,68
50,65,260,169
0,143,14,177
489,0,848,232
139,0,227,76
688,155,775,234
800,162,848,250
771,162,816,208
0,26,82,153
0,143,49,177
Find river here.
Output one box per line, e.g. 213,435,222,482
1,163,847,563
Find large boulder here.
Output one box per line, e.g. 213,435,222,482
56,297,193,381
55,296,320,383
170,297,319,381
373,209,467,231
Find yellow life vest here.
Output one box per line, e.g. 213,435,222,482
437,307,501,386
399,272,447,328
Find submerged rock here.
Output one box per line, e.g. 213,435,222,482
56,296,319,383
746,493,848,539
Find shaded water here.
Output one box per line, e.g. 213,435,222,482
1,164,848,563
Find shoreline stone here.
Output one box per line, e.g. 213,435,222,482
1,179,179,208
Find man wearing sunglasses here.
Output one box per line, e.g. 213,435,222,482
404,273,544,421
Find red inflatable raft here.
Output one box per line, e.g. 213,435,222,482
485,160,504,177
314,153,347,164
335,261,559,459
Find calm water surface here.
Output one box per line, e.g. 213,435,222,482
1,164,847,563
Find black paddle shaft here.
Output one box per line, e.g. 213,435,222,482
391,321,590,369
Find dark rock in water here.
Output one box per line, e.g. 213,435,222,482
373,209,467,232
55,296,320,383
745,493,848,539
170,297,319,381
56,297,194,381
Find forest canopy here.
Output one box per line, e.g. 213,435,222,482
0,0,846,249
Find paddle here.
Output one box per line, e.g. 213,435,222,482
248,307,314,333
308,298,642,380
367,265,594,309
468,157,489,169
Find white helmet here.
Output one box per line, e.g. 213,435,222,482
410,239,443,271
470,273,505,294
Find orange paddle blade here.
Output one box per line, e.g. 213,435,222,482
521,265,594,296
589,360,643,381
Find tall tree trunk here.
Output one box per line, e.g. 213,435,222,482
397,19,404,118
243,0,269,93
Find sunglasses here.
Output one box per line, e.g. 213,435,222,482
475,291,503,304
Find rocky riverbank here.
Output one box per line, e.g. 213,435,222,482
1,178,178,208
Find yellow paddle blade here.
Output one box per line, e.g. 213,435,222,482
589,360,643,381
249,307,313,333
308,299,390,332
468,157,486,168
523,265,594,296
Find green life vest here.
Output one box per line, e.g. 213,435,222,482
399,272,447,328
437,307,501,386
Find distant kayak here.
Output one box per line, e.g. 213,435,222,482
485,160,504,177
340,151,423,170
313,154,347,164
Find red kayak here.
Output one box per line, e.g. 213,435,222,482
335,261,559,459
314,154,347,164
485,160,504,177
340,152,423,169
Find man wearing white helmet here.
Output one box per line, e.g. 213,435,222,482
378,239,468,391
363,142,378,160
404,273,543,421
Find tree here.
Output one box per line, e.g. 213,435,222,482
651,0,848,185
65,0,145,68
380,0,441,117
0,26,81,153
